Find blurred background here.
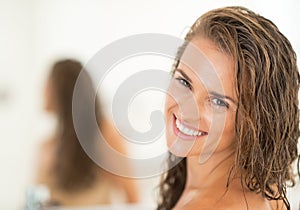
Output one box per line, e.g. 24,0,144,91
0,0,299,209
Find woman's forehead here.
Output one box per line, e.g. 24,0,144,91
177,38,236,95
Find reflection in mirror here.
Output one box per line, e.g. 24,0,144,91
26,59,139,209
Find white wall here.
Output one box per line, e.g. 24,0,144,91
0,0,299,209
0,1,35,209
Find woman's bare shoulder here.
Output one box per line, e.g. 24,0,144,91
213,198,272,210
35,138,56,183
213,188,286,210
99,118,128,154
175,186,282,210
178,196,274,210
37,138,56,160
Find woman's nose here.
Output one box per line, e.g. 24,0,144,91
178,94,203,122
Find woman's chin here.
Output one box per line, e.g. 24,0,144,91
167,139,194,157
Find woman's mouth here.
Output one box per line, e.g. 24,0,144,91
173,114,208,140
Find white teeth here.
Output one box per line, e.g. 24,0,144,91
175,118,206,137
183,127,191,135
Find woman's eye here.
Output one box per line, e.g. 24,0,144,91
211,98,228,108
175,77,192,90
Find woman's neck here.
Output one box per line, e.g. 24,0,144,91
185,148,236,190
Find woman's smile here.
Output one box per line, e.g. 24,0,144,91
172,114,208,141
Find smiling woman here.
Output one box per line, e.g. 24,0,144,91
158,6,300,210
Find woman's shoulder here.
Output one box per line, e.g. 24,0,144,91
213,196,272,210
175,186,282,210
178,196,275,210
99,118,128,154
38,138,56,161
35,138,56,183
213,187,286,210
211,178,287,210
39,137,56,149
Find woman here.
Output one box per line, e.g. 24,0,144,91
158,6,299,210
35,59,138,206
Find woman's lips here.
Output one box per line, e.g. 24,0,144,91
172,114,208,141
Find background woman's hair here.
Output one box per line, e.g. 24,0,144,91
49,59,101,192
158,6,300,210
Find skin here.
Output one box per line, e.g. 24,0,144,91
165,38,237,158
165,38,280,210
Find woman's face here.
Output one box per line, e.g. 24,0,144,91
165,38,238,158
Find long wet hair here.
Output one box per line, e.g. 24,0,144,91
48,59,101,192
158,6,300,210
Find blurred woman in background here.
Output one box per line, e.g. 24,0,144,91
35,59,138,206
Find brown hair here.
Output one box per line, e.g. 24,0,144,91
158,6,300,210
49,59,101,192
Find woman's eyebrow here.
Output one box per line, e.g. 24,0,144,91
209,91,237,104
175,69,192,83
175,68,237,104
